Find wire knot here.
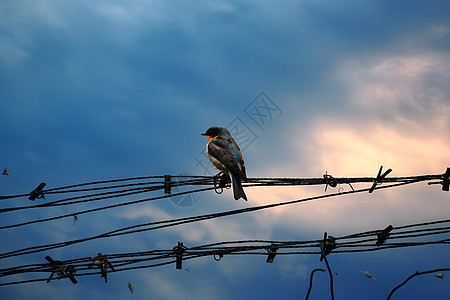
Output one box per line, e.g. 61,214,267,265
323,172,337,192
45,256,77,284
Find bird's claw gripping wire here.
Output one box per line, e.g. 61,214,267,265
213,173,231,194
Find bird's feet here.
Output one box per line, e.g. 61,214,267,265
213,172,231,194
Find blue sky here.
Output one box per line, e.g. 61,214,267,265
1,0,450,299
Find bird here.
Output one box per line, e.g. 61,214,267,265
2,168,9,176
202,126,248,200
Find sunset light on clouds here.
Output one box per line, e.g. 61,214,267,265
1,1,450,299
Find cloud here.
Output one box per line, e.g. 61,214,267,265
309,125,450,175
243,50,450,236
1,1,450,299
136,268,224,300
336,52,450,131
118,203,255,245
297,51,450,175
0,38,29,66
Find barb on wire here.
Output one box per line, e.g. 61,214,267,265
173,242,187,270
45,256,77,284
442,167,450,191
265,244,279,263
320,233,336,262
376,225,394,246
369,166,392,193
323,171,337,192
28,183,46,201
164,175,172,194
319,233,335,300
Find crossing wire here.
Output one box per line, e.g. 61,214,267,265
0,171,447,289
0,179,440,260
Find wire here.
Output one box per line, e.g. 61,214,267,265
305,268,326,300
0,180,448,263
0,171,447,287
0,181,422,259
386,268,450,300
0,186,215,230
0,173,442,203
0,172,441,230
320,247,335,300
0,177,208,211
0,217,448,286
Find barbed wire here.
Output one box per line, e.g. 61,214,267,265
0,172,443,207
0,171,444,231
0,169,448,296
0,180,427,260
0,216,448,286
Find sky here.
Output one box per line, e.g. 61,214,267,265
1,0,450,299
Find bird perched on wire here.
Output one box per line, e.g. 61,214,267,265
202,126,248,200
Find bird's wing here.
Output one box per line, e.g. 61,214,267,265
208,139,247,179
237,149,248,182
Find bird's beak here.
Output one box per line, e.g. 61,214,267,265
201,132,207,136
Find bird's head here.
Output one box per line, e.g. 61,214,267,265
201,126,227,141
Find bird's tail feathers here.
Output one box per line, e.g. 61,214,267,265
230,172,247,201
